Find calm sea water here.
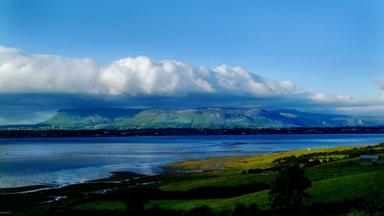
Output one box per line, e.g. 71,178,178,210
1,134,384,188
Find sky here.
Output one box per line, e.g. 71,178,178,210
0,0,383,124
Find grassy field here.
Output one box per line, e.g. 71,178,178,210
147,162,384,211
146,144,384,213
147,190,270,212
159,173,274,192
163,145,359,171
72,201,127,211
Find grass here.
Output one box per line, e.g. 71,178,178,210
308,169,384,204
160,145,368,192
164,145,359,171
147,144,384,212
72,200,126,211
160,172,273,192
146,190,270,212
148,167,384,212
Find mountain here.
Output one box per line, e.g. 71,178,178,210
40,108,384,129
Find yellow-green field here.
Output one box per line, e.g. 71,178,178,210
164,145,359,171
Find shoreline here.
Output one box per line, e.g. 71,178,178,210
2,126,384,138
0,144,370,193
0,171,146,194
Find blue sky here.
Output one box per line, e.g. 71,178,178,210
0,0,383,124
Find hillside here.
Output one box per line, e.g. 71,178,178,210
42,108,384,129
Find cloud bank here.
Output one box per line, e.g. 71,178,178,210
0,46,306,97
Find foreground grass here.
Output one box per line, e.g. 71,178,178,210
147,190,270,212
308,169,384,204
160,172,274,192
72,200,126,211
147,145,384,212
148,167,384,212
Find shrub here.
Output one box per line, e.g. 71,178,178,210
269,163,311,211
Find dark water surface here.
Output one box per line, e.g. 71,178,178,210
1,134,384,188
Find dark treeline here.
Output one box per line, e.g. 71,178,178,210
93,182,270,201
2,126,384,138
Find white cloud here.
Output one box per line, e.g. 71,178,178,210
0,47,102,94
0,117,7,125
0,45,371,111
309,92,355,104
100,56,216,95
335,102,384,114
376,80,384,98
0,46,304,97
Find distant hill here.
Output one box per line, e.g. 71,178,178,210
36,108,384,130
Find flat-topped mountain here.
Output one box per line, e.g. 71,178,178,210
40,108,384,129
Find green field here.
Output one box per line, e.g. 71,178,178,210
146,144,384,214
72,201,126,211
148,159,384,212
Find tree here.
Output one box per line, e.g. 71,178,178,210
269,160,311,211
186,206,214,216
231,204,259,216
232,204,248,216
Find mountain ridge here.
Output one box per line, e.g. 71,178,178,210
39,107,384,130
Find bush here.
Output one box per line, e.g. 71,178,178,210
231,204,260,216
269,162,311,211
186,206,214,216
